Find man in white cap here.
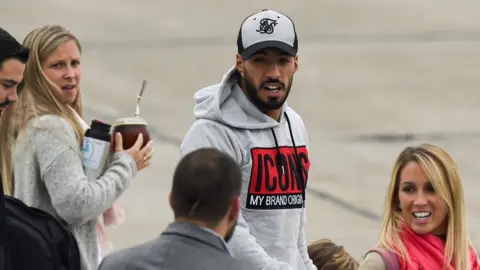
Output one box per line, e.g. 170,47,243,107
181,9,316,270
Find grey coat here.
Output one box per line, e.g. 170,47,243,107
98,221,248,270
13,115,136,270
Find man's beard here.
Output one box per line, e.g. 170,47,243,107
0,99,11,112
0,99,10,108
224,217,238,243
242,72,293,111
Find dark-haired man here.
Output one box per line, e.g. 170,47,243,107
98,148,246,270
0,27,29,113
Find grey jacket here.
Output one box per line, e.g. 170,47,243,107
13,115,136,270
98,221,249,270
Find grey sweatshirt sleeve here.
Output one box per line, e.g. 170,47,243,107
296,127,316,270
32,116,137,225
298,209,317,270
180,119,294,270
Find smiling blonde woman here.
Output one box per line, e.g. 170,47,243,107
359,143,479,270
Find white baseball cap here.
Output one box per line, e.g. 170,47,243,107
237,9,298,60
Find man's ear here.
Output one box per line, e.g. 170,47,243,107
236,54,244,77
293,55,299,73
169,192,173,210
228,196,241,222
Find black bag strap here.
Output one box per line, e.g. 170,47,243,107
0,174,12,270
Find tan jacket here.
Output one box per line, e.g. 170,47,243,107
358,252,387,270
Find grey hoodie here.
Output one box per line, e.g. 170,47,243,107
180,67,316,270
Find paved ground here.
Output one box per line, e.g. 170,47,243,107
3,0,480,260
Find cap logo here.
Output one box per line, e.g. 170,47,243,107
256,18,278,34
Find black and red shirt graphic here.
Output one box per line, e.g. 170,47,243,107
246,146,310,210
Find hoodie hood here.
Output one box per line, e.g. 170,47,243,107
193,66,288,130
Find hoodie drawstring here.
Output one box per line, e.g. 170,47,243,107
270,128,284,175
269,112,306,208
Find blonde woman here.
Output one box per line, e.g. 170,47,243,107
0,25,153,270
359,144,479,270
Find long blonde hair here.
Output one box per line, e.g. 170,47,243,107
0,25,83,195
377,143,472,269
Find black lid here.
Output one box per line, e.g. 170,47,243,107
90,120,111,133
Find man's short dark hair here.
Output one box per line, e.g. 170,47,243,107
171,148,242,226
0,27,30,68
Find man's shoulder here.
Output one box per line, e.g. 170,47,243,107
189,117,237,132
181,247,247,270
99,238,160,270
183,118,238,143
285,106,305,123
99,233,247,270
212,256,247,270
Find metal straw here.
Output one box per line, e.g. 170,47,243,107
135,80,148,117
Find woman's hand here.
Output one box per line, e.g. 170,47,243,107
114,132,154,171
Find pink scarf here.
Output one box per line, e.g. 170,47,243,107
397,224,479,269
70,107,125,254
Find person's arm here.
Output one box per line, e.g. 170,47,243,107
180,119,293,270
358,252,387,270
33,116,137,225
298,209,317,270
294,117,316,269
